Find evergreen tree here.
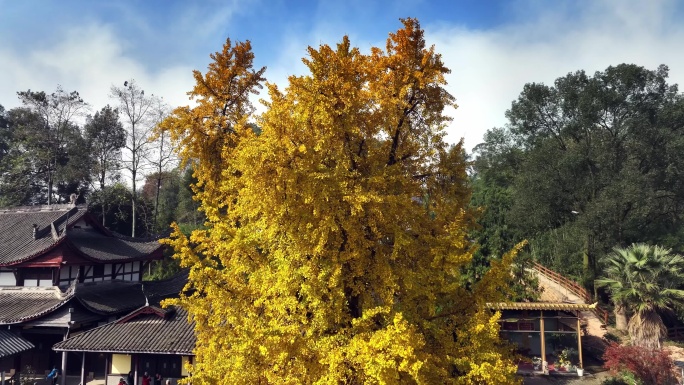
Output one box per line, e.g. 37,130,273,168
473,64,684,288
597,244,684,347
16,86,90,204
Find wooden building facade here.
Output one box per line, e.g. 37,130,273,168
54,304,195,385
0,204,172,384
488,302,596,374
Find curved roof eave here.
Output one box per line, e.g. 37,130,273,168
63,236,164,264
53,305,195,355
0,282,77,325
2,236,67,267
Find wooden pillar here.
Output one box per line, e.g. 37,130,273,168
80,352,86,385
60,351,67,385
540,310,547,374
105,354,110,380
577,315,584,369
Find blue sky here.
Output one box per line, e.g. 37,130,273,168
2,0,684,150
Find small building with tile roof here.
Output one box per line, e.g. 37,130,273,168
0,279,80,376
0,266,187,384
0,329,35,381
0,330,35,360
0,204,164,287
0,203,185,384
487,302,595,374
54,303,195,385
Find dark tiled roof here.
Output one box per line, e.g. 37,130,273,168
76,281,146,315
0,285,74,324
75,271,189,315
53,306,195,355
67,228,162,262
0,205,85,265
24,300,102,327
144,270,189,299
0,271,185,326
0,205,163,266
0,330,35,358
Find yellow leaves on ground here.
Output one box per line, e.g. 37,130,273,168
161,18,519,385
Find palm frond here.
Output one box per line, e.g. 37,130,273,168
598,243,684,348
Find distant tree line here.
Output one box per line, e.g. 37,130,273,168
6,64,684,294
470,64,684,294
0,81,204,239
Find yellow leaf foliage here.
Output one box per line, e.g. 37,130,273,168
161,18,520,385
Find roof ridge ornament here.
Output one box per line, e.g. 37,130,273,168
65,269,80,297
50,222,59,240
48,206,80,240
141,282,149,307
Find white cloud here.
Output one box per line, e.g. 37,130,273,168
0,23,195,113
428,0,684,150
4,0,683,156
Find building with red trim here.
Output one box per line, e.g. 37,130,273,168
0,204,164,287
0,204,173,384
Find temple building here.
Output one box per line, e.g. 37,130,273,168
488,302,594,375
0,204,177,384
0,204,164,287
54,301,195,385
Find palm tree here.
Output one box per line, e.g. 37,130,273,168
595,248,631,331
596,243,684,348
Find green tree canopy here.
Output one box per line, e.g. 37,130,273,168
472,64,684,286
84,105,126,190
15,86,91,205
0,98,92,206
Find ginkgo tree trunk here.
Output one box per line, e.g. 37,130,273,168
162,19,521,385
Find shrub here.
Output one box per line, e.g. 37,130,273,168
603,342,677,385
600,377,633,385
600,371,640,385
603,332,621,343
605,371,642,385
557,347,579,368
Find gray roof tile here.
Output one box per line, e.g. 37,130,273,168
0,285,74,324
0,272,186,328
0,205,84,265
0,330,35,358
75,271,189,315
68,228,162,262
144,270,189,299
53,306,195,355
76,281,146,315
0,205,163,266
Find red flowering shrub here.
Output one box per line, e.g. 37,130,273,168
602,342,677,385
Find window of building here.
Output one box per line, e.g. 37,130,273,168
24,268,53,287
58,265,81,285
0,269,16,286
115,261,141,281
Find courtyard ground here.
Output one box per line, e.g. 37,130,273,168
522,369,612,384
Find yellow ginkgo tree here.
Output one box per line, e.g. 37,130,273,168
161,18,521,385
